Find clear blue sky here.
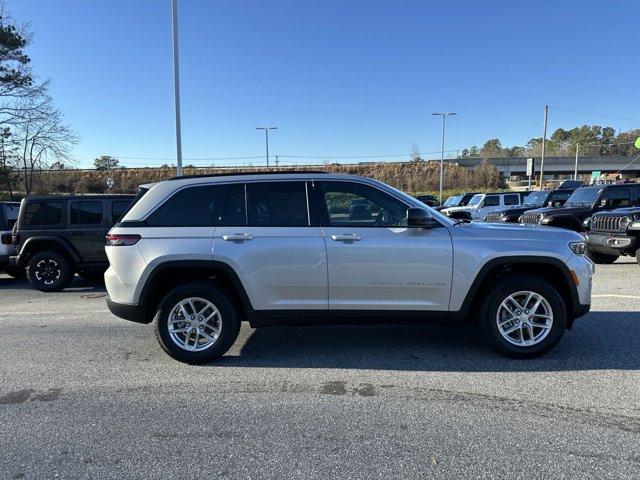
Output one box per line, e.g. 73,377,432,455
8,0,640,168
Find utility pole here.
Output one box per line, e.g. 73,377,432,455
256,126,277,167
574,143,579,180
432,112,456,204
539,105,548,190
171,0,183,177
275,155,279,167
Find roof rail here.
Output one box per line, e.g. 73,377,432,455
168,170,329,181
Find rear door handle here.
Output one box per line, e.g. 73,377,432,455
330,233,362,242
222,233,254,242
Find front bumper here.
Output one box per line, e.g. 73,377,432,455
106,297,150,324
586,232,636,256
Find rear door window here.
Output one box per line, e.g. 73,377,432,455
111,200,132,224
70,201,104,225
246,181,308,227
146,185,225,227
24,201,63,226
504,194,519,206
483,195,500,207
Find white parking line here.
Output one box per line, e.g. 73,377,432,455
592,294,640,299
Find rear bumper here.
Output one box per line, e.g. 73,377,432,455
586,232,636,255
106,297,150,324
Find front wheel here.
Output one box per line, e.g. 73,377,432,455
588,250,619,264
478,274,567,359
153,283,240,364
26,250,74,292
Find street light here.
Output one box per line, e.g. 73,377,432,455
432,112,456,204
256,126,278,167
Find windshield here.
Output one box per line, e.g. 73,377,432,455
523,191,549,207
565,186,602,207
467,194,484,206
443,195,462,207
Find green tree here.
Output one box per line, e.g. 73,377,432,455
480,139,503,158
94,155,119,170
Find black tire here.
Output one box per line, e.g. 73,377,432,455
588,250,619,264
4,266,25,279
78,268,106,281
636,249,640,266
478,274,568,359
26,250,74,292
153,283,240,364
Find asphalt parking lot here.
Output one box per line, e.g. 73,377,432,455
1,260,639,479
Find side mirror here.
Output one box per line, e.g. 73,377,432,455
407,207,438,228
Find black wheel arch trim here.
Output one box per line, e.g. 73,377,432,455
453,255,584,322
18,236,81,266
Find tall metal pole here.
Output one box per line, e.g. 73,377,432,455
171,0,183,177
539,105,548,190
433,112,455,205
439,115,446,204
574,143,579,180
265,129,270,167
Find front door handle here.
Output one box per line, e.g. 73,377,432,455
330,233,362,242
222,233,254,242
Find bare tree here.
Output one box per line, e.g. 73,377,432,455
8,94,78,194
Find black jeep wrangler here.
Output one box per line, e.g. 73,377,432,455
586,207,640,264
519,184,640,232
484,188,574,223
11,195,134,291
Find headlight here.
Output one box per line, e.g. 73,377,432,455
569,241,588,255
582,217,591,229
619,216,632,230
539,214,552,224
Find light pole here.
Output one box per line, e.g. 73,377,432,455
256,126,277,167
432,112,456,204
171,0,183,176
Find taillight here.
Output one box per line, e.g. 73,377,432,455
1,233,11,245
106,234,141,246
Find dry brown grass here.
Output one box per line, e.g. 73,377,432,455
7,160,504,198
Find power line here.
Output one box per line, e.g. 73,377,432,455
548,107,640,123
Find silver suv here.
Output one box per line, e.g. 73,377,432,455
104,172,594,363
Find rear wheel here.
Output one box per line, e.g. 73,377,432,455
26,250,74,292
588,250,619,264
478,274,567,359
153,283,240,364
636,249,640,266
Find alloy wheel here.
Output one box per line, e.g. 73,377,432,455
167,297,222,352
496,291,553,347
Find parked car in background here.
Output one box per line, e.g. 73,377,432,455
519,184,640,231
586,206,640,264
0,201,21,278
434,192,478,211
10,194,135,291
103,172,593,364
415,194,439,207
442,192,525,221
348,198,372,220
484,189,574,223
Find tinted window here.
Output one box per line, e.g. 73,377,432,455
70,201,103,224
247,182,308,227
219,183,246,226
602,188,630,208
484,195,500,207
318,181,407,227
549,191,571,207
504,194,519,206
24,201,63,226
111,200,132,224
147,185,224,226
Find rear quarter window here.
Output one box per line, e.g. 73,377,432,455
146,185,225,226
23,201,63,226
